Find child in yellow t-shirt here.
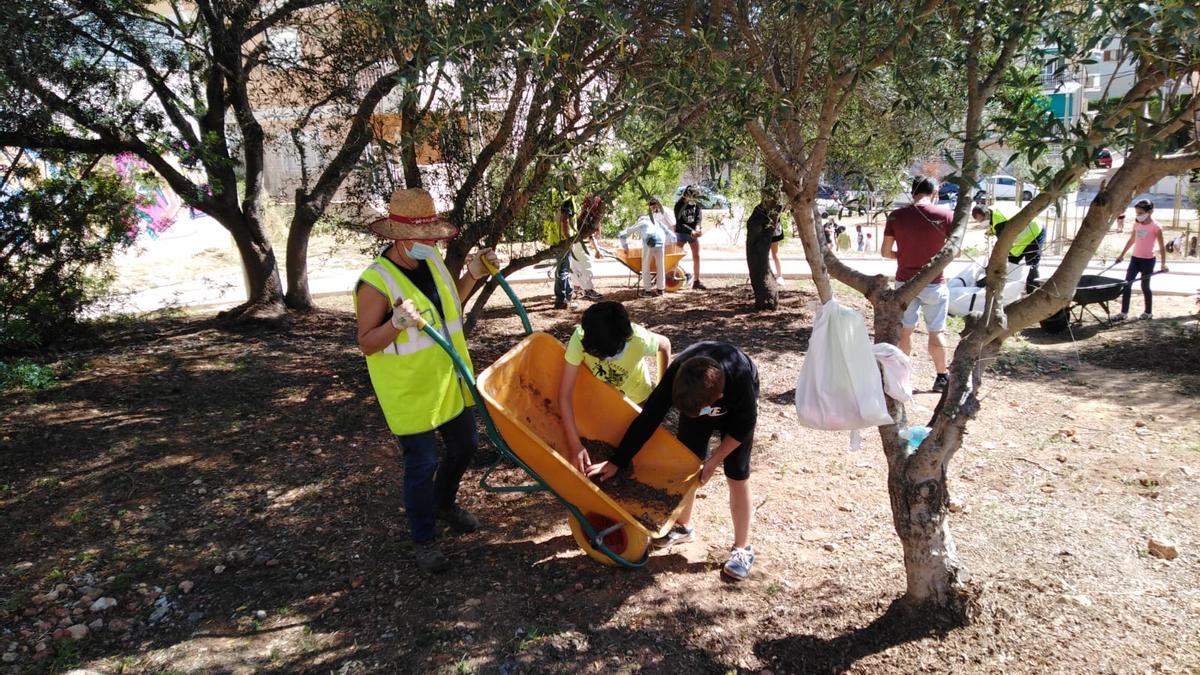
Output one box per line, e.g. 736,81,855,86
557,301,671,471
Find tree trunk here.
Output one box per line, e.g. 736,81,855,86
745,207,778,310
401,96,424,191
875,298,976,619
786,199,834,303
219,212,286,322
284,197,319,311
888,466,970,610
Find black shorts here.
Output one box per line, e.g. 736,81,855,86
771,232,785,243
677,415,753,481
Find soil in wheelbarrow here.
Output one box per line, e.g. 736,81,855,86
582,438,679,531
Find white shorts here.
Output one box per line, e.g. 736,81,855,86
901,282,949,332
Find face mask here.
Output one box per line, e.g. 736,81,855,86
696,405,725,417
406,242,437,260
1135,213,1150,223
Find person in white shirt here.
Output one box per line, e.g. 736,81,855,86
619,197,675,296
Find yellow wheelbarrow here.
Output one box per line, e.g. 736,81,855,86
608,243,691,293
419,265,699,566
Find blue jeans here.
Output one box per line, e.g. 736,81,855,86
554,251,573,304
396,407,478,543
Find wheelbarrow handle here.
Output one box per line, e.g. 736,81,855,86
418,321,540,491
478,256,532,337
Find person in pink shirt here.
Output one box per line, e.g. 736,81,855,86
1114,199,1169,321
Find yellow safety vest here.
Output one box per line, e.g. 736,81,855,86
355,252,475,436
989,210,1043,257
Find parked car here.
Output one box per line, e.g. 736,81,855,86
1095,148,1113,169
815,184,840,215
973,175,1037,202
674,184,731,210
938,182,961,203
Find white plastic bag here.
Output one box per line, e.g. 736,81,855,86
795,300,893,430
947,262,984,288
872,343,913,402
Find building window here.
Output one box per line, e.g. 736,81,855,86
269,27,302,66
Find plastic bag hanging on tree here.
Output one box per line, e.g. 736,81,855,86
794,299,894,430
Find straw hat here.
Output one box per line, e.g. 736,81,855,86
367,189,458,240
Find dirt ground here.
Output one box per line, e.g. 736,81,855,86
2,277,1199,674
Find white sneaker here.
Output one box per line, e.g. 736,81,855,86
1138,313,1152,320
721,546,755,581
1111,312,1127,322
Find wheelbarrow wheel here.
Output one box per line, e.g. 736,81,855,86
1040,307,1069,334
665,269,689,292
568,512,649,567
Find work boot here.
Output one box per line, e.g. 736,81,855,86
414,543,450,574
692,280,707,290
437,506,479,533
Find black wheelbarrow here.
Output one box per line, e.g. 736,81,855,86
1039,271,1162,333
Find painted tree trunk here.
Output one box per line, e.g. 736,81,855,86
745,210,778,310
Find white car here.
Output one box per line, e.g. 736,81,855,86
975,175,1038,202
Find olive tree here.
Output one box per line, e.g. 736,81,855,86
675,0,1200,616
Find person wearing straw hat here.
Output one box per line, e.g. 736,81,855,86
355,188,499,573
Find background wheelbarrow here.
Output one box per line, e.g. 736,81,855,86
1039,270,1164,334
422,263,701,567
606,244,691,292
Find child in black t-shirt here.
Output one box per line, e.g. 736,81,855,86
588,341,758,581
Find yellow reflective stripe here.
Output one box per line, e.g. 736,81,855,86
369,262,403,301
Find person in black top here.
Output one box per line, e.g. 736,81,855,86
747,192,784,281
673,186,706,290
587,341,759,580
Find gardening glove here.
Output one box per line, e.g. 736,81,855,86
467,248,500,279
390,298,421,330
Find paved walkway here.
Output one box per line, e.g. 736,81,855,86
113,247,1200,314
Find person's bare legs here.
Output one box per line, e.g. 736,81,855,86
729,478,751,549
770,241,782,278
899,326,916,356
928,330,948,373
675,491,696,527
690,239,701,283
